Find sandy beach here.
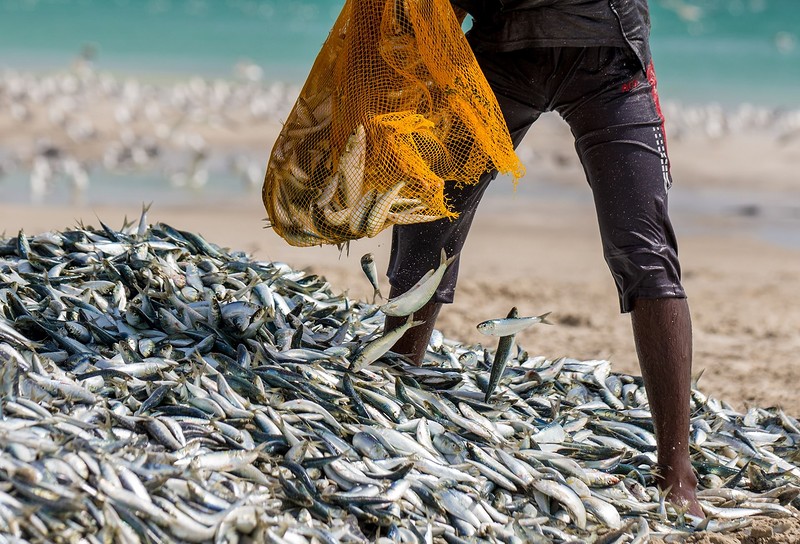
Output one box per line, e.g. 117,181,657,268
2,70,800,542
2,109,798,416
2,183,799,419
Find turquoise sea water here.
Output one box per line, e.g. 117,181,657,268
1,0,798,249
1,0,798,107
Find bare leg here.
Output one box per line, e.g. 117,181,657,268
631,297,703,517
384,286,442,366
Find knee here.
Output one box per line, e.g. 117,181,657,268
605,246,686,313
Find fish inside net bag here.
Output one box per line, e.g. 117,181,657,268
262,0,524,247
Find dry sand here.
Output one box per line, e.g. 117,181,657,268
653,516,800,544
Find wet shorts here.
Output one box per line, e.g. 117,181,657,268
387,46,686,313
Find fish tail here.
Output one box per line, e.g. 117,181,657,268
408,318,425,329
691,368,705,389
441,248,458,267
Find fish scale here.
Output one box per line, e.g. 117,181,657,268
0,223,798,543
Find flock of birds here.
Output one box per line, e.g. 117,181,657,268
0,59,798,205
0,60,296,203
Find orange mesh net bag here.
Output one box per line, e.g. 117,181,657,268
262,0,524,247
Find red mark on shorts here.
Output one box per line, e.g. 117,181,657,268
621,79,640,93
647,62,664,124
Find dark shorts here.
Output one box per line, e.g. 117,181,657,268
387,46,686,313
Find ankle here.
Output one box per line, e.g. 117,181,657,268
656,460,699,503
384,300,442,365
656,458,697,484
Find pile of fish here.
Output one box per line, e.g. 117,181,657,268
1,215,799,543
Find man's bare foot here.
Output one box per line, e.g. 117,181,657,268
657,462,704,518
